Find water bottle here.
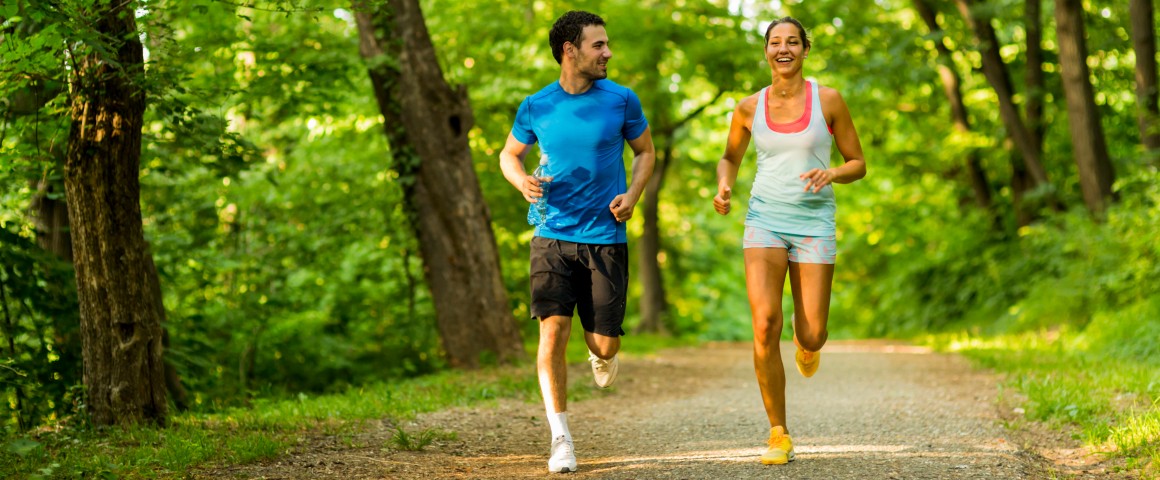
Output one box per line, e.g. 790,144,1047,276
526,154,551,226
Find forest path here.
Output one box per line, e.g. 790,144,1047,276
205,340,1117,479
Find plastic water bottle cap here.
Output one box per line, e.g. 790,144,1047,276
539,154,548,166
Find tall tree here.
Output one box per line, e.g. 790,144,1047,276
1024,0,1046,152
621,1,752,333
914,0,994,214
953,0,1052,190
1054,0,1115,216
64,0,167,426
354,0,522,367
637,92,722,333
1016,0,1047,226
635,24,673,335
1129,0,1160,155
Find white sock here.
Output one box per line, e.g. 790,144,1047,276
546,411,571,440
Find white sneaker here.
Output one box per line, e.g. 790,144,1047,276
548,435,577,473
588,351,619,388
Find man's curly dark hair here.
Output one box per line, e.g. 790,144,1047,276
549,11,605,65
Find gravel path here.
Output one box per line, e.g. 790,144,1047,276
223,340,1048,479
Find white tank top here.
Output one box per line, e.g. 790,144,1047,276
745,80,836,236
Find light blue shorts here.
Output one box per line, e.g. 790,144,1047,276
742,226,837,264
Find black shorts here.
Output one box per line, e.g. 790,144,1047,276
529,237,628,337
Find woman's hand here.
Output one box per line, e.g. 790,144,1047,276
800,168,834,193
714,186,732,215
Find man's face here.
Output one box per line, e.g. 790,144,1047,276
568,25,612,80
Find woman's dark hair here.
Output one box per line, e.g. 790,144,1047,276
549,11,605,65
764,16,810,50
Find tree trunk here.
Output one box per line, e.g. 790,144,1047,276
63,1,167,426
636,137,670,335
635,47,672,336
1130,0,1160,154
30,174,73,263
635,91,721,334
914,0,994,214
954,0,1052,189
1025,0,1046,151
144,252,189,411
30,162,189,411
1054,0,1116,216
1012,0,1046,227
1009,146,1034,227
354,0,522,367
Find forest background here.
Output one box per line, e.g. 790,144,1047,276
0,0,1157,477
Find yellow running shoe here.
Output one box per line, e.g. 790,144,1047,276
760,426,795,465
794,334,820,378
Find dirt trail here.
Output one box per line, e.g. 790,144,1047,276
207,340,1114,479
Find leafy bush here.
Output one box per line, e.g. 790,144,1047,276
841,167,1160,343
0,226,82,435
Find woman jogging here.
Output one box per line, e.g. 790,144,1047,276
713,16,866,466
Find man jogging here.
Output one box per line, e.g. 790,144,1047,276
498,10,655,474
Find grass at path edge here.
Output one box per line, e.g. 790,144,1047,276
924,330,1159,479
1,333,693,479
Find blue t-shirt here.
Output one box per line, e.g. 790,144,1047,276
511,79,649,245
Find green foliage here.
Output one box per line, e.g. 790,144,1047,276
145,117,442,402
848,166,1160,338
1084,299,1160,364
2,0,439,423
906,168,1160,470
0,226,81,435
132,1,445,405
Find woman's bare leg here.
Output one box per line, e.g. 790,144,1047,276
745,247,791,430
788,262,835,352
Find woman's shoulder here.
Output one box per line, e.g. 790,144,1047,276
815,84,845,105
734,91,762,117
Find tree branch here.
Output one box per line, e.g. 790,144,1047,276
671,89,725,134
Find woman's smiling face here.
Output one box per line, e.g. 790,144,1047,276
765,22,809,74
